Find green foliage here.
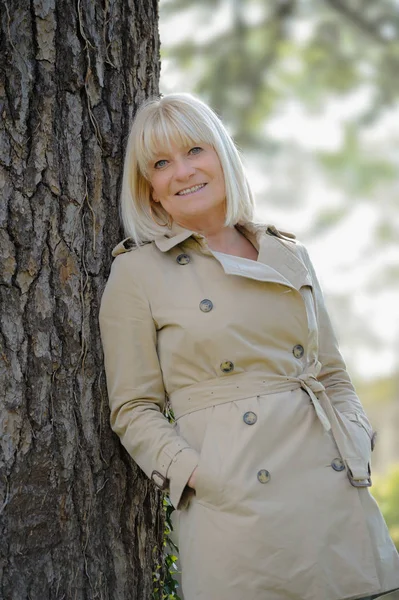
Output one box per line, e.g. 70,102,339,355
354,374,398,409
375,221,399,244
153,402,182,599
372,464,399,551
318,125,397,195
153,496,182,600
310,207,348,233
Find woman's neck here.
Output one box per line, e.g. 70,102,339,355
204,226,243,253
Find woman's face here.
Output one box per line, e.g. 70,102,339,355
148,142,226,227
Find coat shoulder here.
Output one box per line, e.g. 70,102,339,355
263,224,311,266
109,238,157,281
103,239,157,300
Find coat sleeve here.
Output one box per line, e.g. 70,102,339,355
300,246,374,440
99,253,199,509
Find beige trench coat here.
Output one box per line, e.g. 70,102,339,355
99,221,399,600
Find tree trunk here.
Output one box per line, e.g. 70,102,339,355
0,1,163,598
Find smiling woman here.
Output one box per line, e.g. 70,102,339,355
149,143,227,228
99,93,399,600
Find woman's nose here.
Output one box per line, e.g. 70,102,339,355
174,158,195,180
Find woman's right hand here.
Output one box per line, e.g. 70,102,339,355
188,467,198,490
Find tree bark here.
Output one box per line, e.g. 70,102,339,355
0,1,163,598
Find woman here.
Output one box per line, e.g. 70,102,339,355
99,93,399,600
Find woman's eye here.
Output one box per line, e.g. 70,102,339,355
154,159,168,169
189,147,203,155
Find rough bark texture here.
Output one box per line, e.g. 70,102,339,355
0,1,163,598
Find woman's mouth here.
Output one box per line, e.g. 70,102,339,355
176,183,207,196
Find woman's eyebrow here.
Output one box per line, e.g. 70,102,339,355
150,152,169,162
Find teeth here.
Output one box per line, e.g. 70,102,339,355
177,184,205,195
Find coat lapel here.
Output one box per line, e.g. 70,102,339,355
256,230,312,290
153,222,312,291
210,250,296,288
212,227,312,291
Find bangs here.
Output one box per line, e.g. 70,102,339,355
136,106,216,177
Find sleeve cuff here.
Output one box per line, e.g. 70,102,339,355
167,447,199,510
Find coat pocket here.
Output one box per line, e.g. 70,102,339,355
194,418,224,508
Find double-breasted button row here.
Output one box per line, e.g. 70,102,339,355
241,417,270,482
177,244,230,369
198,293,233,371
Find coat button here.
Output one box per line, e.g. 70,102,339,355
243,411,257,425
199,299,213,312
293,344,304,359
331,457,345,472
257,469,271,484
220,360,234,373
176,253,190,265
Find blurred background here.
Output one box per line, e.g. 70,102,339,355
159,0,399,546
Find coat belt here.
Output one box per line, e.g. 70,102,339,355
295,373,371,485
169,370,372,487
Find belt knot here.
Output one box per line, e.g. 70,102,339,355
297,373,326,395
296,372,330,431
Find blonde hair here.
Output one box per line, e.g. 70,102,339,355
120,93,255,244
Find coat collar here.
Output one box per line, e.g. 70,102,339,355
112,223,197,257
153,221,311,291
153,222,199,252
112,222,311,291
153,221,297,251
